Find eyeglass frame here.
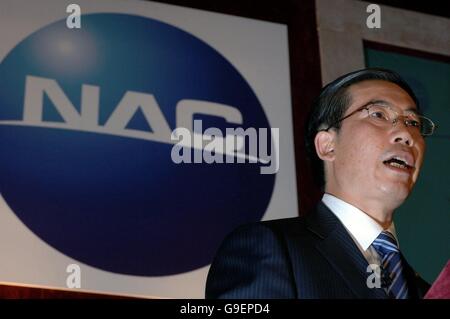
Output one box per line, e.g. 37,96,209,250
319,100,437,137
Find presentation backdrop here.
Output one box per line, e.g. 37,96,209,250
0,0,297,297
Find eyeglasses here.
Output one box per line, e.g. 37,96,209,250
320,101,437,136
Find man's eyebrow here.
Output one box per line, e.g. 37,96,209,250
367,99,420,115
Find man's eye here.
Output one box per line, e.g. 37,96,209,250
369,111,389,120
406,119,421,127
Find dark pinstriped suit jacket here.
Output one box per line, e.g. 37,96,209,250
205,202,429,299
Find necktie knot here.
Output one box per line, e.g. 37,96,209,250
372,231,399,256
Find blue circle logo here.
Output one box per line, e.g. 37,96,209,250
0,14,275,275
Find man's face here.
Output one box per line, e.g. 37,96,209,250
328,80,426,210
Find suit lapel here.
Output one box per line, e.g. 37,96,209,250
307,202,388,299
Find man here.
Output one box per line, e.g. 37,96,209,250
205,68,434,299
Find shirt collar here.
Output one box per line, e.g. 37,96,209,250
322,193,398,251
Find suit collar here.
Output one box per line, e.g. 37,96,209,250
306,202,388,299
321,194,398,251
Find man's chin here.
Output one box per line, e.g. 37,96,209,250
378,181,412,207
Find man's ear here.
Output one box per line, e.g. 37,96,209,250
314,130,336,162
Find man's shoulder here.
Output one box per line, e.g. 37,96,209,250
207,217,307,298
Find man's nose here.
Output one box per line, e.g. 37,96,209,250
390,119,415,147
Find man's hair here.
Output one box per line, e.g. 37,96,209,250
304,67,420,189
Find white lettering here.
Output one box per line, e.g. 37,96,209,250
366,264,382,288
0,76,279,174
366,4,381,29
66,4,81,29
66,264,81,288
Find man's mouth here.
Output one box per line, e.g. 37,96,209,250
382,156,414,171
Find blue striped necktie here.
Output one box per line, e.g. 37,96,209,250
372,231,409,299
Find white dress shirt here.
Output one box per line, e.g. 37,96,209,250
322,193,399,267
